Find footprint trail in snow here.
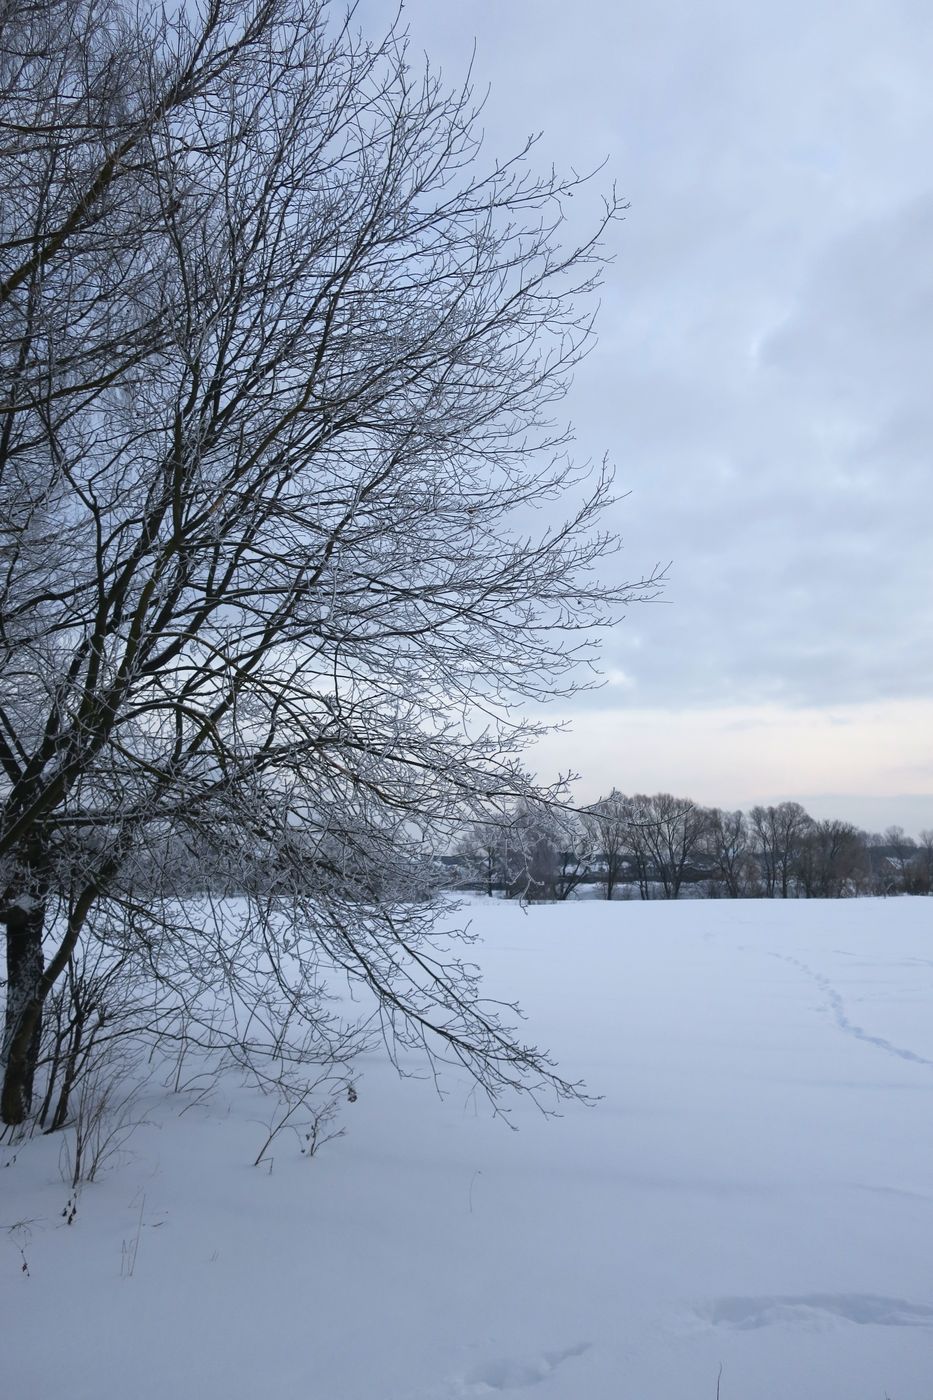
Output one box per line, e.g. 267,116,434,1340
449,1342,591,1395
770,952,933,1067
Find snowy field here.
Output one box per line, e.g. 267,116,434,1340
4,896,933,1400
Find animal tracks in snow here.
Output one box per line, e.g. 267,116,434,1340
770,953,933,1067
700,1293,933,1331
448,1342,591,1395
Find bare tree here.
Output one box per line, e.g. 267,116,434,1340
455,821,508,898
749,807,778,898
494,799,589,902
622,794,655,900
582,789,629,900
551,811,593,902
749,802,812,899
458,797,593,901
795,819,864,899
0,0,659,1123
917,830,933,895
706,807,754,898
636,793,709,900
882,826,919,894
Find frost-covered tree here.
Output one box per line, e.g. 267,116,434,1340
492,799,590,902
453,800,592,902
455,821,510,898
582,789,630,900
0,0,657,1122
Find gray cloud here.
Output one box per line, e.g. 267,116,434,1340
361,1,933,714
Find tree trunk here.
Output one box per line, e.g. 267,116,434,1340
1,897,46,1125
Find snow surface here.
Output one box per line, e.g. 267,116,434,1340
4,896,933,1399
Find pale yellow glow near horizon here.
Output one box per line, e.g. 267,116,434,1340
530,698,933,833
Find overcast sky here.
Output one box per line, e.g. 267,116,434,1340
370,0,933,832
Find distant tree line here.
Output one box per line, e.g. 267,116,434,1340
452,794,933,901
